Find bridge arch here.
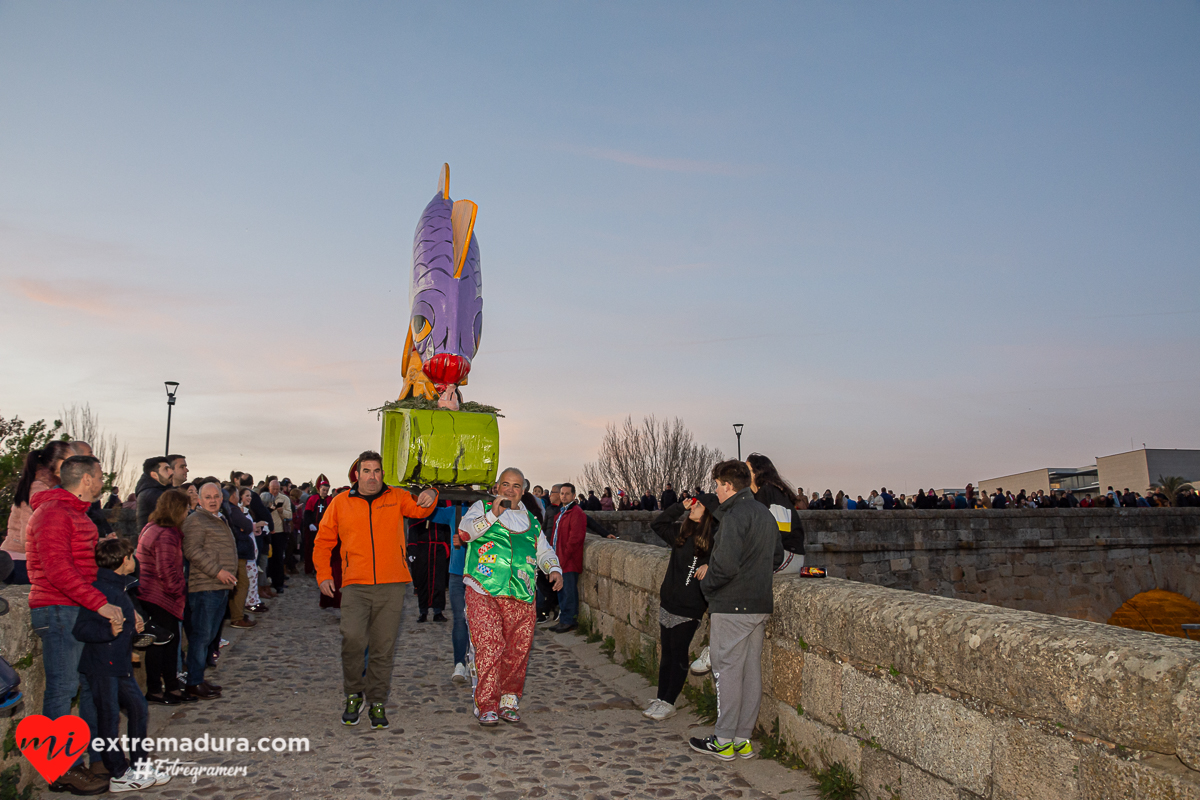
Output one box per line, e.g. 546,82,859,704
1107,589,1200,638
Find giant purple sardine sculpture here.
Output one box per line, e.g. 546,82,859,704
399,163,482,410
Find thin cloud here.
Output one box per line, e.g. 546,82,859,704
10,277,179,321
563,145,756,177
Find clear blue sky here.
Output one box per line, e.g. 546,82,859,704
2,2,1197,495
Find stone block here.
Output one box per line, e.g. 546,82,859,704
772,641,804,707
799,653,842,725
609,547,631,583
992,718,1081,800
624,549,668,594
596,575,612,610
609,584,631,627
1176,663,1200,770
899,762,959,800
858,748,902,800
840,667,995,795
775,702,861,774
1078,748,1200,800
591,541,615,578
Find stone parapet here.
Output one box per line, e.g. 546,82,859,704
579,534,1200,800
587,508,1200,623
0,586,45,795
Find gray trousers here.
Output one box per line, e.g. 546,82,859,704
340,583,407,703
710,612,769,740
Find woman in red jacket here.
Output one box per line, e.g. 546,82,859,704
135,489,192,705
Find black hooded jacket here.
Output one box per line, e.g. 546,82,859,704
651,495,718,620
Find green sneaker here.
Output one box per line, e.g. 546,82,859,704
368,702,389,729
341,693,364,726
689,735,736,761
733,739,755,759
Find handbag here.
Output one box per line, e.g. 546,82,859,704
0,654,23,709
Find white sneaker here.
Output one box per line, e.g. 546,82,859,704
537,611,560,628
690,646,711,675
643,699,677,720
108,770,158,792
452,663,469,684
219,638,230,648
130,761,172,786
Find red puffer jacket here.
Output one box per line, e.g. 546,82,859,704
549,503,587,573
134,522,186,619
26,489,106,611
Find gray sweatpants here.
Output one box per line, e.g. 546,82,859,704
710,612,769,741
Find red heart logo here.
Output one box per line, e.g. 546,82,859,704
16,715,91,784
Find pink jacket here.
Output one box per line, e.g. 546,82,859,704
4,479,51,559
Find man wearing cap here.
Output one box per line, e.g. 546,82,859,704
302,476,331,575
315,452,437,730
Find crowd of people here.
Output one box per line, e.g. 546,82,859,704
790,483,1199,510
4,435,1196,793
0,442,346,794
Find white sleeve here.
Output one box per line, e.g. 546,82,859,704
536,531,562,575
458,500,496,542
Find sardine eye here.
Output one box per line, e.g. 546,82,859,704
412,315,432,342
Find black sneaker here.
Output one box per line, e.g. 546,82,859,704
368,703,389,729
342,693,365,726
417,611,428,623
432,612,447,623
689,735,736,761
549,622,577,634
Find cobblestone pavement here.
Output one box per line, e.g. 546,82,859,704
146,575,817,800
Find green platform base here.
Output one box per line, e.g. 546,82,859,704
381,408,499,487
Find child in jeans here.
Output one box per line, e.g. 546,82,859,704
74,538,172,792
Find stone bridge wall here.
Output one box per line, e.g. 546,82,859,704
578,535,1200,800
588,508,1200,622
0,587,47,795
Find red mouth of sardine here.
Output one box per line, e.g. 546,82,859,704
424,353,471,388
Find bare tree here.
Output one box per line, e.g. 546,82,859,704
581,415,724,498
60,403,130,495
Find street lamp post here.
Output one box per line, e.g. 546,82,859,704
164,381,180,455
733,423,744,461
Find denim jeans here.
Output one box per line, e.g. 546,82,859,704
183,590,228,686
86,674,147,779
30,605,99,767
557,572,579,626
448,574,468,665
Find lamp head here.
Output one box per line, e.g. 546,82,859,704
165,381,180,403
733,423,744,436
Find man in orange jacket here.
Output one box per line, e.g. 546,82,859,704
314,450,437,729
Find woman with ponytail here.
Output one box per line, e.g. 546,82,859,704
745,453,806,574
4,441,72,584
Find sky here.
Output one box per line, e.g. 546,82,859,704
1,1,1197,497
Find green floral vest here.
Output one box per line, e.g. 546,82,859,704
465,503,542,602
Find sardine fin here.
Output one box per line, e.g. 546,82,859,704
398,326,438,401
451,199,478,279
